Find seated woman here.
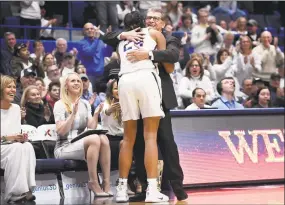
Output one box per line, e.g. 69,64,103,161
178,57,215,107
0,75,36,203
101,79,140,194
21,85,54,127
35,77,47,99
53,72,112,196
252,87,272,108
101,79,123,157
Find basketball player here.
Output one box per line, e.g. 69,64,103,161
115,11,173,203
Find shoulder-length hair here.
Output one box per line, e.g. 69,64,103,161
253,86,272,106
21,85,43,107
0,75,16,99
105,79,122,124
240,35,253,53
216,48,230,64
185,57,204,80
60,72,83,114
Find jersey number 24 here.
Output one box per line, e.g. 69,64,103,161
123,41,143,52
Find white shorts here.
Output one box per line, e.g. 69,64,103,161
118,69,164,121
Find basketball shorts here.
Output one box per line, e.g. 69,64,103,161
118,69,164,121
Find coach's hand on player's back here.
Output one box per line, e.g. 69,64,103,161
121,27,145,43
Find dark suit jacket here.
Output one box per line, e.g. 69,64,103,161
0,46,14,76
101,30,180,110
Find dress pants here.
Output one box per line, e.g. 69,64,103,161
20,17,41,39
1,142,36,202
133,109,184,189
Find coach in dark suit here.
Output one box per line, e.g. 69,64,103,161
101,8,187,201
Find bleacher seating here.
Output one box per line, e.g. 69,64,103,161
279,27,284,38
249,14,266,28
215,13,232,24
265,15,281,29
3,16,20,37
0,38,114,58
264,27,278,37
71,1,87,27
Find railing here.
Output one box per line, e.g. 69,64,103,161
0,24,82,41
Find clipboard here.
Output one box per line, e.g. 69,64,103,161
71,130,108,143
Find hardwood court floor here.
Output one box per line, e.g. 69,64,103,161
34,184,285,204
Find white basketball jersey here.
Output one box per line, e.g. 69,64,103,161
118,28,157,76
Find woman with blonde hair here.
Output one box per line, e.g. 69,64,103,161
0,75,36,203
21,85,54,127
231,36,261,86
53,72,112,196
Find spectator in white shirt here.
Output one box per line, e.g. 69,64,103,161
117,1,136,28
190,53,215,81
30,40,45,63
61,53,76,76
208,15,228,34
235,17,248,36
182,6,198,25
101,79,122,138
221,32,237,56
231,36,262,86
219,20,228,30
20,1,45,39
40,8,57,40
239,78,253,100
185,88,213,110
252,31,284,82
170,64,184,109
166,1,183,29
191,9,223,58
41,53,56,74
44,65,61,88
1,75,36,203
178,14,193,33
279,67,284,88
178,58,215,106
212,48,233,84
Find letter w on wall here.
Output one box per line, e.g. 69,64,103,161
219,131,258,164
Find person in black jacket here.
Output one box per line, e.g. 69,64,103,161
101,8,187,201
20,85,54,127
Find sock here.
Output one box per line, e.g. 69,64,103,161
147,178,158,191
118,178,128,186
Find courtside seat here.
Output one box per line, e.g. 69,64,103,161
35,159,66,174
63,160,88,171
0,159,66,176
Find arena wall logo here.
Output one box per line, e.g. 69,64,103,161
219,129,284,164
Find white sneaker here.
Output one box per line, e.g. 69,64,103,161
115,182,129,203
145,189,169,203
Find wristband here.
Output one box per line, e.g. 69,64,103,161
148,51,154,60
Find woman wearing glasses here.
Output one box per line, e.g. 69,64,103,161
115,11,171,203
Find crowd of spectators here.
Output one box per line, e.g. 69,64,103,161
0,1,284,117
0,1,284,203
